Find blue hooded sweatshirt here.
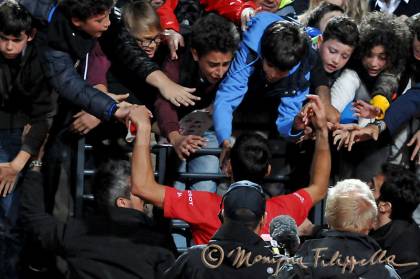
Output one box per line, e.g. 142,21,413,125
213,12,320,144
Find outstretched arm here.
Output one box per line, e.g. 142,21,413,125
304,95,331,204
130,106,165,208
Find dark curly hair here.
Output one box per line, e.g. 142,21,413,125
59,0,114,21
306,2,344,30
0,1,32,36
357,12,411,75
323,16,359,48
261,21,309,71
191,13,240,57
379,163,420,221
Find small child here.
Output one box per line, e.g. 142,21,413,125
122,0,163,59
107,0,164,110
318,16,359,84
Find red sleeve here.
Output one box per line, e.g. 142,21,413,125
87,42,111,87
156,0,180,32
163,186,222,226
200,0,257,25
264,189,313,233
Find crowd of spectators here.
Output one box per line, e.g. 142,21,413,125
0,0,419,278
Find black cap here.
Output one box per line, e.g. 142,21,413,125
222,181,266,222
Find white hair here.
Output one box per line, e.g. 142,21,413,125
325,179,377,233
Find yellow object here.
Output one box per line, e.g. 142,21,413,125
279,0,294,9
370,95,390,120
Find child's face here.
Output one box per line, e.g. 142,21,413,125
192,50,233,84
0,32,32,59
362,45,387,77
72,11,111,38
134,28,161,58
319,38,353,73
413,35,420,61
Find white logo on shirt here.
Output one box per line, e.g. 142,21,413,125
177,192,183,198
293,192,305,203
187,190,194,206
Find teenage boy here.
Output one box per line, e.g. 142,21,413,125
212,12,336,154
130,95,330,245
40,0,127,214
154,14,240,192
0,1,54,277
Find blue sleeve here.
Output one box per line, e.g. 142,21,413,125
213,42,257,144
276,88,309,140
385,87,420,136
42,48,117,121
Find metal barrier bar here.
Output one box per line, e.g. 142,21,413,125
74,138,86,218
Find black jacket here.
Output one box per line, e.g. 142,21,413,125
163,222,278,279
100,0,160,82
0,43,54,155
281,230,400,279
20,171,175,279
370,220,420,279
40,8,117,122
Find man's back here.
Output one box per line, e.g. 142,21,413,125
288,230,400,278
164,222,277,279
20,171,175,279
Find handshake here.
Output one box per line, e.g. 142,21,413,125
114,102,153,141
294,95,328,142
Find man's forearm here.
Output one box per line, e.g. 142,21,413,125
309,129,331,202
131,123,165,207
132,125,153,189
316,86,331,106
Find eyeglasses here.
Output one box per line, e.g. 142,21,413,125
135,35,162,47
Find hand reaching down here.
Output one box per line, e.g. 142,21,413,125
0,162,20,197
171,133,207,160
70,111,101,135
159,79,199,107
407,130,420,164
163,29,185,60
353,100,381,119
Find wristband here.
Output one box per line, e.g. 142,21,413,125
370,120,386,134
29,160,43,169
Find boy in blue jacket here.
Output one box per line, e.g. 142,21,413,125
213,12,332,151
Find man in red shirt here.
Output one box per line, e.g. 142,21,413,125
130,94,330,244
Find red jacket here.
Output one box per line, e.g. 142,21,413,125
157,0,256,32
